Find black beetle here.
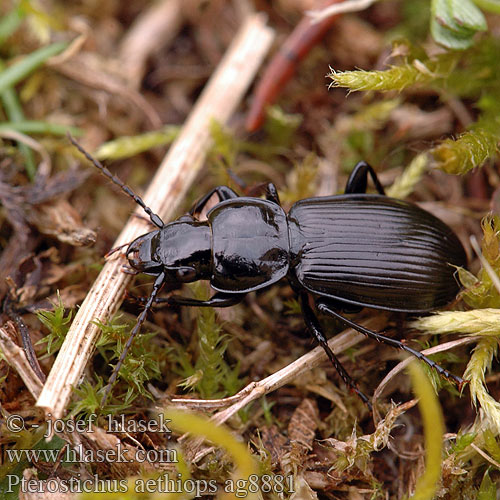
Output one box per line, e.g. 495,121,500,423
72,138,467,406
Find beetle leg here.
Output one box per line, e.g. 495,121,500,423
265,183,281,205
159,292,244,308
345,161,385,195
316,300,467,389
101,270,167,406
300,293,372,409
189,186,240,217
129,292,244,308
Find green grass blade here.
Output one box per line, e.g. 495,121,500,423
472,0,500,13
0,7,24,45
409,362,445,500
0,41,67,94
0,120,82,136
0,61,35,179
94,126,179,160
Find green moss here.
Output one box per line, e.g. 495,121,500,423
328,53,459,92
172,283,244,399
36,293,73,356
92,315,162,409
461,216,500,308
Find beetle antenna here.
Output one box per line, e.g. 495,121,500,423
69,134,164,229
104,243,129,259
101,271,166,406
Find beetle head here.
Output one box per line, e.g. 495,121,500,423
126,230,162,274
126,217,212,282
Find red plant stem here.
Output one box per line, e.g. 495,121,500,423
246,0,343,132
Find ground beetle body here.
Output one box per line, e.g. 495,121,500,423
72,139,467,406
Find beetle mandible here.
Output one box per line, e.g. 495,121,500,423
72,138,467,407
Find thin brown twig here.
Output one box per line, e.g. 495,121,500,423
307,0,377,23
0,326,44,399
169,321,383,417
470,442,500,469
3,297,46,383
36,14,275,419
175,318,386,463
372,336,478,425
118,0,183,89
212,329,367,425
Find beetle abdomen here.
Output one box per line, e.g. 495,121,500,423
288,195,466,312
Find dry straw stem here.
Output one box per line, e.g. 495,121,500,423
118,0,183,89
412,307,500,433
220,336,472,427
372,337,477,425
307,0,377,23
170,321,382,417
213,321,377,426
177,317,471,462
0,326,43,399
36,14,275,419
53,52,163,129
173,318,386,464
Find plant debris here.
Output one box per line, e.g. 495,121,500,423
1,0,500,498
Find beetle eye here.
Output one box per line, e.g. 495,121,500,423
175,267,197,282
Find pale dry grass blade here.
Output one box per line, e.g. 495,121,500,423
36,14,275,419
